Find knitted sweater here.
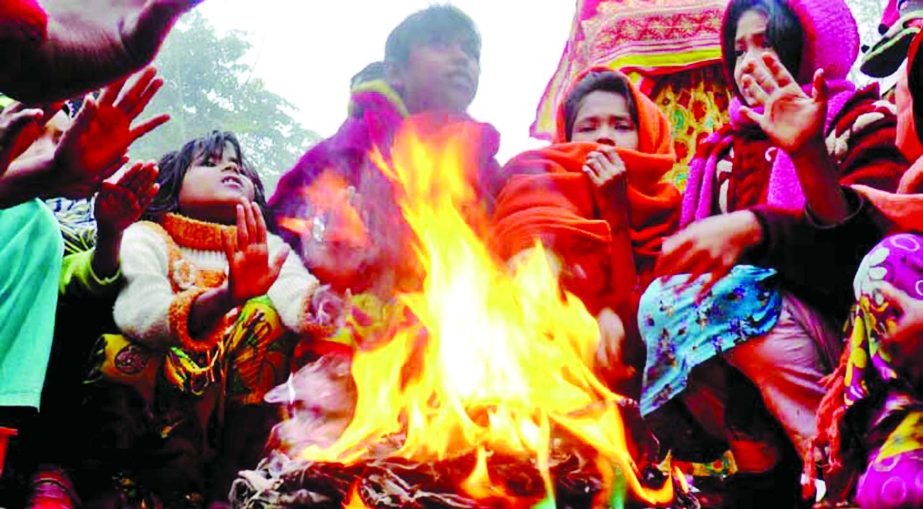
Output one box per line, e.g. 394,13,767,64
113,213,319,350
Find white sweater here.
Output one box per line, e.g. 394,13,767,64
113,215,319,349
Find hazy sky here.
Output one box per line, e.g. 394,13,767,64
196,1,576,163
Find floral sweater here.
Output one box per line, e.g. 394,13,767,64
113,213,319,351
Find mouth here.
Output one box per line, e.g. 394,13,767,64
446,70,475,92
221,174,245,190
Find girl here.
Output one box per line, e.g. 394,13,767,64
493,67,681,392
640,0,906,504
82,131,329,506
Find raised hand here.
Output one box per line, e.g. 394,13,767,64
738,52,829,155
0,102,45,175
223,201,290,306
595,307,635,385
52,67,169,199
0,0,205,102
583,146,627,188
874,282,923,381
94,161,160,236
655,210,763,297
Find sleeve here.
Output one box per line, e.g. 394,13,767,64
59,248,121,298
749,188,885,322
266,232,321,334
111,224,179,350
830,95,907,192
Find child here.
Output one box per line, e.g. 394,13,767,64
270,5,501,301
82,131,328,506
639,0,906,504
493,68,681,389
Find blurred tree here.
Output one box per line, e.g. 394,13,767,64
129,11,319,193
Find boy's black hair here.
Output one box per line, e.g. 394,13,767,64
562,70,639,142
384,5,481,65
722,0,804,96
144,130,271,225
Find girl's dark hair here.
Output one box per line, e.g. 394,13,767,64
562,70,639,142
722,0,804,96
144,130,271,225
385,5,481,65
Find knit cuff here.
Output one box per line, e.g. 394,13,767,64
169,288,226,354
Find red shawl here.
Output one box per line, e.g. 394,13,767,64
493,69,680,312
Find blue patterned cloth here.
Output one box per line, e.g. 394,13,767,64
639,265,783,416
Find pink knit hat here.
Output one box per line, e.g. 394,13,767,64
721,0,859,83
785,0,858,81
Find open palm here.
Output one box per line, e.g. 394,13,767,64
53,67,169,198
223,201,289,306
739,53,828,154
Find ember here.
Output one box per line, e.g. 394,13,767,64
233,120,676,508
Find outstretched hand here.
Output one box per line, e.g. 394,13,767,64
738,52,829,155
0,0,205,102
0,103,46,176
655,211,763,298
94,161,160,236
52,67,169,199
223,201,290,307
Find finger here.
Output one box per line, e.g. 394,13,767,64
741,75,771,107
70,96,98,133
655,234,693,276
138,162,160,192
582,164,602,185
236,203,249,247
119,67,158,109
762,52,797,90
138,181,160,211
132,77,165,118
738,105,772,133
811,68,828,104
118,161,146,189
748,59,779,96
252,202,268,245
129,114,171,142
223,229,237,262
1,108,44,136
98,76,129,107
676,253,714,294
696,263,734,301
244,199,258,243
268,245,290,281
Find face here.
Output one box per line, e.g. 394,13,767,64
570,90,640,150
733,9,781,100
178,141,257,224
393,36,480,114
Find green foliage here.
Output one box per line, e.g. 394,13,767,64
129,12,319,194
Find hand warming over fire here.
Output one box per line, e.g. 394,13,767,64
595,307,634,384
223,201,290,307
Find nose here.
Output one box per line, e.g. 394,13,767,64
595,127,617,147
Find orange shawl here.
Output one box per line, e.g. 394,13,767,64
493,69,680,312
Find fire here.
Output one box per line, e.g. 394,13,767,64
297,120,673,507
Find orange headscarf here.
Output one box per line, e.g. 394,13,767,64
493,68,680,311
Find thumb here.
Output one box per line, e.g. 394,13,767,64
739,106,772,132
812,68,828,104
268,245,290,280
222,229,236,263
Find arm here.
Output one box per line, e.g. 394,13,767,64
0,0,202,103
189,201,289,337
738,53,849,224
59,248,121,298
92,161,160,280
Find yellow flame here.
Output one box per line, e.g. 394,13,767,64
298,121,673,506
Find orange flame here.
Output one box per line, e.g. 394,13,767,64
298,121,673,507
344,483,370,509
